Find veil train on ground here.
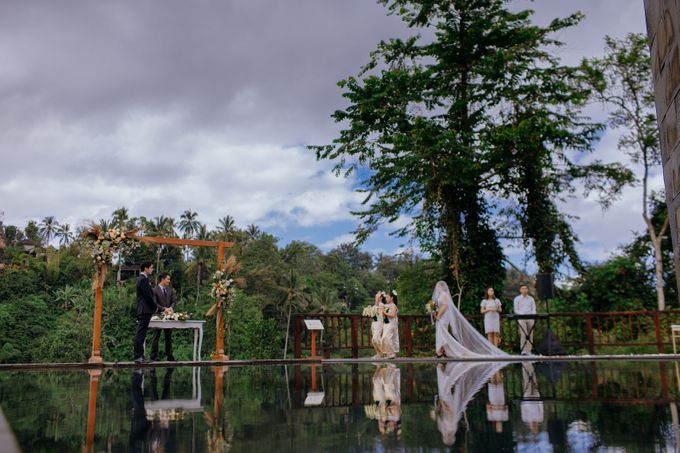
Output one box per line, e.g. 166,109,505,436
433,281,510,358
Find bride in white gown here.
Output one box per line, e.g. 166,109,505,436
432,281,508,358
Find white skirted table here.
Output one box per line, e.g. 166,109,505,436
149,319,205,361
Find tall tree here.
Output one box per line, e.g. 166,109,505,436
147,215,176,283
24,220,42,247
313,0,621,308
55,223,74,246
111,206,130,228
38,216,59,245
584,33,668,309
278,270,308,359
218,215,236,240
178,210,200,260
488,30,633,274
178,210,199,238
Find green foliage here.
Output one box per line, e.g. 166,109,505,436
33,310,92,363
312,0,629,308
0,295,51,363
395,258,443,314
0,268,40,301
227,291,281,359
553,256,657,313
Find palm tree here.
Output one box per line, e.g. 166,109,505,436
310,288,347,314
218,215,236,240
178,210,200,260
178,210,199,237
148,216,176,283
39,216,59,245
245,224,261,241
55,223,74,246
191,223,214,304
98,218,111,232
111,207,129,228
278,270,309,359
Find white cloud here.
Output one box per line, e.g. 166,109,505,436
319,233,356,251
0,0,656,265
0,111,363,231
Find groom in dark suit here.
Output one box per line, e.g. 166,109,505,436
150,272,177,361
133,261,161,363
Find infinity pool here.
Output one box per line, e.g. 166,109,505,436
0,360,677,452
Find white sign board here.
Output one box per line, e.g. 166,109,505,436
304,319,324,330
304,392,325,406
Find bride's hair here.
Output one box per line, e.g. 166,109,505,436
390,290,398,305
483,287,495,300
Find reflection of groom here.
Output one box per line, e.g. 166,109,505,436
129,370,151,452
151,272,177,361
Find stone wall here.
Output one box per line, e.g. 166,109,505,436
645,0,680,295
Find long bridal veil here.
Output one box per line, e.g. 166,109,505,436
436,361,508,445
433,281,509,357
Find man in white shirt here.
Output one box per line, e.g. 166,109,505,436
513,285,536,355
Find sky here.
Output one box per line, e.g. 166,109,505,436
0,1,654,270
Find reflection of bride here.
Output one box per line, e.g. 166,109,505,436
432,281,509,358
435,361,507,446
366,364,401,435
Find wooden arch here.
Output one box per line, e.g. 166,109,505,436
89,236,235,363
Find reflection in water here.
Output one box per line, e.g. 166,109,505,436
129,370,152,452
486,370,508,433
149,368,174,452
521,362,544,434
435,361,507,446
128,367,202,452
365,364,401,436
0,361,678,451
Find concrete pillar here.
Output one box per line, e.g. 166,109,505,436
645,0,680,299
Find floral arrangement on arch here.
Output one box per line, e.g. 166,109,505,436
81,223,142,288
207,255,244,317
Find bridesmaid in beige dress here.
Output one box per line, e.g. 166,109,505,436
371,292,386,359
381,292,399,359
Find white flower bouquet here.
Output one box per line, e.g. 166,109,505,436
425,299,438,324
362,305,378,318
152,309,191,321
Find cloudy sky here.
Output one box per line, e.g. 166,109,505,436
0,1,652,269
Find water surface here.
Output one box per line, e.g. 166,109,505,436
0,360,677,452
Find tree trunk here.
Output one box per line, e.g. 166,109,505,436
195,262,201,307
117,260,123,287
283,300,292,360
155,246,161,285
647,215,670,310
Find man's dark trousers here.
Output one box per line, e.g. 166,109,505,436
133,313,153,359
